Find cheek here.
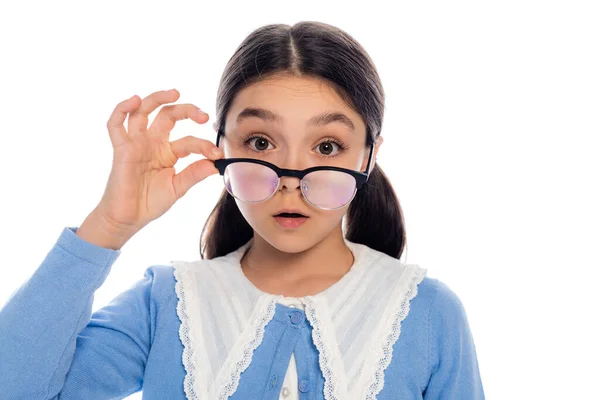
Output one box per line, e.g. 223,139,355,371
235,200,263,225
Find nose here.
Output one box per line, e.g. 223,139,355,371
276,155,306,192
279,176,301,192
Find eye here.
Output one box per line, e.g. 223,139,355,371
244,134,274,152
316,141,340,157
241,133,348,159
315,138,348,158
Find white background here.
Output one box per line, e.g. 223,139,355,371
1,1,598,399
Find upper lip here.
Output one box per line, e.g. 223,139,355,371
273,208,309,217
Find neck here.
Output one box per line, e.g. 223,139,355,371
240,227,355,297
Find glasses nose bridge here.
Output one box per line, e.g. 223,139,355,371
278,167,305,191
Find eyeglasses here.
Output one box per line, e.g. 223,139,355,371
212,131,375,210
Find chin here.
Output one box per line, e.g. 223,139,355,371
264,217,346,255
265,237,313,254
261,218,316,253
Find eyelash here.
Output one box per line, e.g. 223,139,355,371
241,133,348,159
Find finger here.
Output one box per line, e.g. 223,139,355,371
172,159,220,199
106,95,141,148
148,104,209,137
127,89,180,136
170,135,223,160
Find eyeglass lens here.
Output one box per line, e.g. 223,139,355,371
223,162,357,209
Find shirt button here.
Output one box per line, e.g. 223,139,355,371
268,373,278,389
290,311,305,325
298,379,310,392
281,386,290,397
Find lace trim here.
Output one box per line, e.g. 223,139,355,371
215,294,281,399
173,263,200,400
363,265,428,399
303,296,345,400
173,256,426,399
174,262,281,400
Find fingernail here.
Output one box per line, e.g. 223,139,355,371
212,147,222,155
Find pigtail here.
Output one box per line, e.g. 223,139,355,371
200,190,252,260
345,163,407,259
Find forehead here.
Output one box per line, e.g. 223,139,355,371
226,75,365,133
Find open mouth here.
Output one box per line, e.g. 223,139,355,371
273,212,309,229
274,212,307,218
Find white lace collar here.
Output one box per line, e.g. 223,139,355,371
172,238,427,400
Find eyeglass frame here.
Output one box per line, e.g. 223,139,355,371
211,130,375,209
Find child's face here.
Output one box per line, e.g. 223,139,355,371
221,74,383,252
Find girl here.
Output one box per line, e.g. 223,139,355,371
0,21,485,399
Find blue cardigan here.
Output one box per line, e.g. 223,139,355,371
0,226,485,399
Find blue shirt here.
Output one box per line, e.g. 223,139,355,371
0,226,485,399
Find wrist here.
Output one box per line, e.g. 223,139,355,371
76,210,137,250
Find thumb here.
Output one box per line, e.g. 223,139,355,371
172,159,219,199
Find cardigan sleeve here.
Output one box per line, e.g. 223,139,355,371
0,226,161,399
423,279,485,399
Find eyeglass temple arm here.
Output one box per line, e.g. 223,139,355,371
364,142,376,175
216,130,222,148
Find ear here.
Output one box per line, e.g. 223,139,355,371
361,135,384,174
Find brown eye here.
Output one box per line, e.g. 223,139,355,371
253,138,269,151
316,141,343,157
245,136,273,151
318,142,335,155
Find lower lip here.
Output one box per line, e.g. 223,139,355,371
274,216,308,229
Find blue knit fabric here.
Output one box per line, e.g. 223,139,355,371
0,226,485,399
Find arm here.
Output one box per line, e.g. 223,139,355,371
423,279,485,399
0,226,156,399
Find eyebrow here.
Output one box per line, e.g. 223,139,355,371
235,107,356,133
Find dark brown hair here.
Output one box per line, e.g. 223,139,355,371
200,21,407,260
